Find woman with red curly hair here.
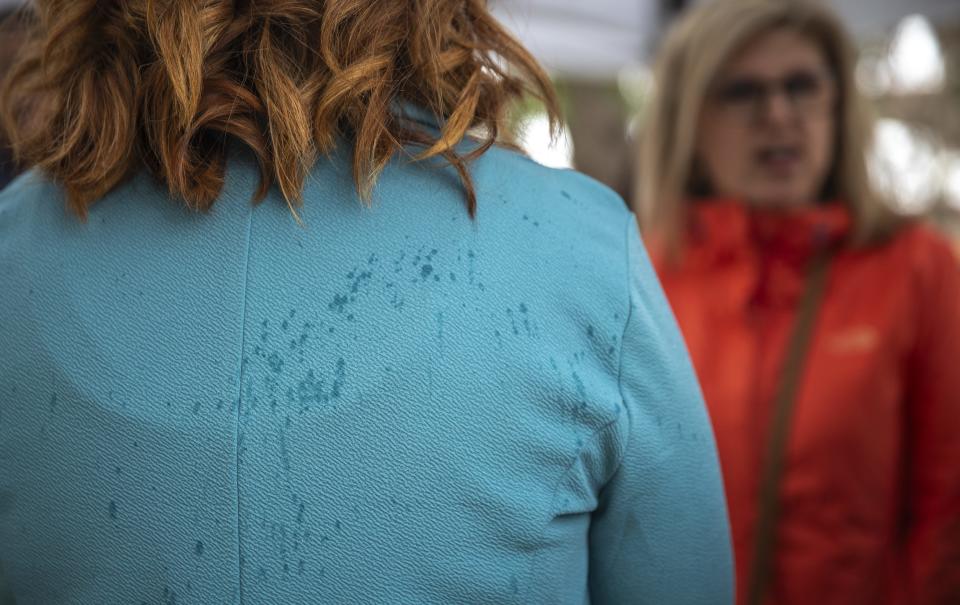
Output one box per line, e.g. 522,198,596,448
0,1,731,603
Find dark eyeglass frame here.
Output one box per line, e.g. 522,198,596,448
708,67,837,122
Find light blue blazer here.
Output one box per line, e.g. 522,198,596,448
0,125,733,604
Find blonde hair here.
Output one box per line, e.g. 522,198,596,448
1,0,558,219
637,0,899,247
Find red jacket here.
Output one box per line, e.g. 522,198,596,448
651,200,960,604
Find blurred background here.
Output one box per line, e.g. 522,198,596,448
492,0,960,247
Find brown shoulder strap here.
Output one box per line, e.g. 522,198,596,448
746,251,831,605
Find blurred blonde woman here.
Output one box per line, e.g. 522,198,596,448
0,0,733,603
639,0,960,603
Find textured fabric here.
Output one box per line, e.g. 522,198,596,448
652,200,960,605
0,141,732,604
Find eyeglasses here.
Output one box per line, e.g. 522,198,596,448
709,68,836,122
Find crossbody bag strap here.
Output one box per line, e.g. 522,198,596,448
746,251,832,605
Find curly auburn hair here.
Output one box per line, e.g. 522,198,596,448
0,0,559,218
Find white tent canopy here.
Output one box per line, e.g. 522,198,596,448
491,0,662,79
492,0,960,79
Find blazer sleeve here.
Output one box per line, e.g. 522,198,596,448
588,216,734,604
904,234,960,604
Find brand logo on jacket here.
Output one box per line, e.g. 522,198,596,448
827,325,879,354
